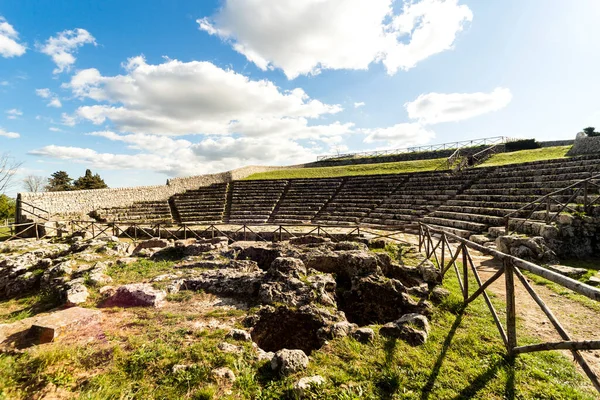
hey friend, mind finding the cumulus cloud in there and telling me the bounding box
[0,17,26,58]
[0,128,20,139]
[198,0,472,79]
[5,108,22,119]
[63,56,345,137]
[35,88,62,108]
[362,122,435,147]
[405,87,512,124]
[31,131,318,176]
[354,102,366,108]
[38,28,96,74]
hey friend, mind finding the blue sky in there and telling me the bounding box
[1,0,599,194]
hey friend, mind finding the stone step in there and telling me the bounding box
[422,216,487,232]
[429,210,505,225]
[421,223,473,238]
[437,205,518,217]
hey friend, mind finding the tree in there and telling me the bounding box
[0,153,22,195]
[0,194,15,220]
[23,175,47,193]
[46,171,73,192]
[583,127,600,137]
[72,169,108,190]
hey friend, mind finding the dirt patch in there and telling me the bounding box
[472,254,600,377]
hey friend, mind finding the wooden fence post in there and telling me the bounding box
[440,232,445,274]
[584,181,589,212]
[462,243,468,301]
[505,258,517,355]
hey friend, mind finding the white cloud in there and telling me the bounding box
[48,97,62,108]
[35,88,62,108]
[0,81,9,86]
[49,127,62,132]
[354,102,366,108]
[6,108,22,119]
[362,122,435,147]
[31,131,318,177]
[382,0,473,74]
[38,28,96,74]
[64,56,345,137]
[35,88,51,98]
[61,112,77,126]
[0,128,20,139]
[0,17,26,58]
[198,0,472,79]
[405,87,512,124]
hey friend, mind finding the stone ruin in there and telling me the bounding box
[0,233,449,371]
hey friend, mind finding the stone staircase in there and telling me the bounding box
[270,178,343,224]
[90,154,600,233]
[363,169,481,235]
[171,183,228,224]
[228,180,288,224]
[315,175,406,225]
[92,200,173,224]
[422,155,600,237]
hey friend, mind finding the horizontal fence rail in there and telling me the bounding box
[0,220,417,247]
[317,136,512,161]
[418,223,600,393]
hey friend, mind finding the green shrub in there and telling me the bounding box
[505,139,541,152]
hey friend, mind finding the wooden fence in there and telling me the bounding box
[418,222,600,393]
[0,220,415,246]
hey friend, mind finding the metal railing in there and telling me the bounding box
[418,223,600,393]
[442,143,501,173]
[317,136,512,161]
[505,173,600,234]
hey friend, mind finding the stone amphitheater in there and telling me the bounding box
[4,144,600,398]
[18,153,599,247]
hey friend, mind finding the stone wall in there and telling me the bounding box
[17,165,288,222]
[539,140,574,148]
[566,135,600,156]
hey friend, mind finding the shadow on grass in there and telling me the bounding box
[448,356,515,400]
[418,304,517,400]
[420,310,464,400]
[1,290,62,323]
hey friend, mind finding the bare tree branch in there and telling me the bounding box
[0,153,23,195]
[23,175,47,193]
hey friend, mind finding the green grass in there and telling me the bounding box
[244,146,572,180]
[0,290,62,323]
[479,146,571,167]
[0,251,596,398]
[105,259,176,285]
[245,157,447,180]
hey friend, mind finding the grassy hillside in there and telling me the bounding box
[245,157,446,180]
[478,145,571,167]
[245,146,573,180]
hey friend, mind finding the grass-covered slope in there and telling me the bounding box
[245,146,572,180]
[478,145,571,167]
[245,158,446,180]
